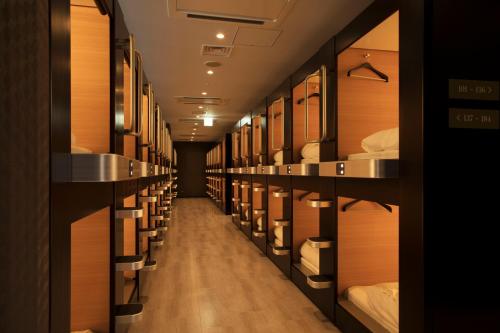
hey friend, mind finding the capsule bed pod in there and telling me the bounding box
[264,79,292,174]
[69,2,114,331]
[285,39,334,176]
[266,176,292,277]
[239,175,253,238]
[252,101,267,167]
[290,177,336,321]
[250,175,268,253]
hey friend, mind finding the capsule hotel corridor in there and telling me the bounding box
[1,0,499,333]
[128,198,338,333]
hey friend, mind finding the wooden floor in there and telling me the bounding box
[127,198,340,333]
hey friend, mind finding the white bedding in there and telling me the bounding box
[256,217,263,231]
[301,142,320,159]
[273,150,283,166]
[300,241,319,269]
[300,256,319,275]
[346,282,399,333]
[274,226,283,241]
[274,238,283,247]
[361,128,398,153]
[347,150,399,160]
[301,157,319,164]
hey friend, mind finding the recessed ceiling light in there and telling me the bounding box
[216,33,225,39]
[207,70,214,75]
[201,92,207,95]
[204,117,214,127]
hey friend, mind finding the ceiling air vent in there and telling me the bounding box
[174,96,224,105]
[187,13,264,25]
[201,44,233,57]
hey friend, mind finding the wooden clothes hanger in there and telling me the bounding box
[347,62,389,82]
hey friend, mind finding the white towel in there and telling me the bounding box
[274,238,283,247]
[361,128,399,153]
[301,256,319,275]
[273,150,283,165]
[301,142,320,159]
[300,241,319,269]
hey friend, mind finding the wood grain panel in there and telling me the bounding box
[124,194,136,256]
[267,100,283,163]
[123,60,136,159]
[141,93,149,162]
[252,116,262,165]
[337,196,399,295]
[70,4,110,153]
[292,190,319,262]
[337,48,399,159]
[71,207,110,332]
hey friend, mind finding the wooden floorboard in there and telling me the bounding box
[127,198,340,333]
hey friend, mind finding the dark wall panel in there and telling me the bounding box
[174,142,214,197]
[0,0,50,332]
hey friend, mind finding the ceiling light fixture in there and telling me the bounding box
[207,70,214,75]
[216,33,225,39]
[201,92,207,95]
[204,117,214,127]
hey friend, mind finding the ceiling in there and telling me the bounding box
[118,0,373,142]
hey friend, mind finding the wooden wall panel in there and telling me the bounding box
[70,4,110,153]
[123,60,136,159]
[337,196,399,295]
[337,48,399,159]
[71,207,110,332]
[252,117,262,165]
[292,190,319,261]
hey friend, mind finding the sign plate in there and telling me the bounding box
[449,108,499,129]
[449,79,499,101]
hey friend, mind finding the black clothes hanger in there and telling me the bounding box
[341,199,392,213]
[347,62,389,82]
[297,92,320,105]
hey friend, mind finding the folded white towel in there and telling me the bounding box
[301,256,319,275]
[274,226,283,241]
[256,217,263,230]
[300,241,319,269]
[301,142,320,159]
[361,128,399,153]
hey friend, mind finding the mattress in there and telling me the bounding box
[71,145,92,154]
[301,142,320,159]
[301,158,319,164]
[345,282,399,333]
[347,150,399,161]
[300,256,319,275]
[274,226,283,241]
[299,241,319,269]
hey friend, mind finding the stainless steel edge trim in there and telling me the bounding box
[239,184,251,189]
[318,159,399,178]
[240,202,251,207]
[151,215,164,221]
[306,237,334,249]
[273,219,290,227]
[115,208,143,219]
[115,256,145,271]
[307,275,334,289]
[150,189,163,195]
[253,209,266,215]
[252,231,266,238]
[253,187,266,192]
[115,304,143,324]
[272,190,289,198]
[141,260,157,271]
[138,228,157,237]
[71,154,138,182]
[240,220,251,226]
[279,163,319,176]
[306,199,334,208]
[139,196,157,203]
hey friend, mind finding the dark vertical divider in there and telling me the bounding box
[0,0,51,332]
[174,142,215,197]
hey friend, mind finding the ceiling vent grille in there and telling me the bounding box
[187,13,265,25]
[201,44,233,57]
[174,96,224,105]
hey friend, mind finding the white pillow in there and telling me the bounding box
[361,128,399,153]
